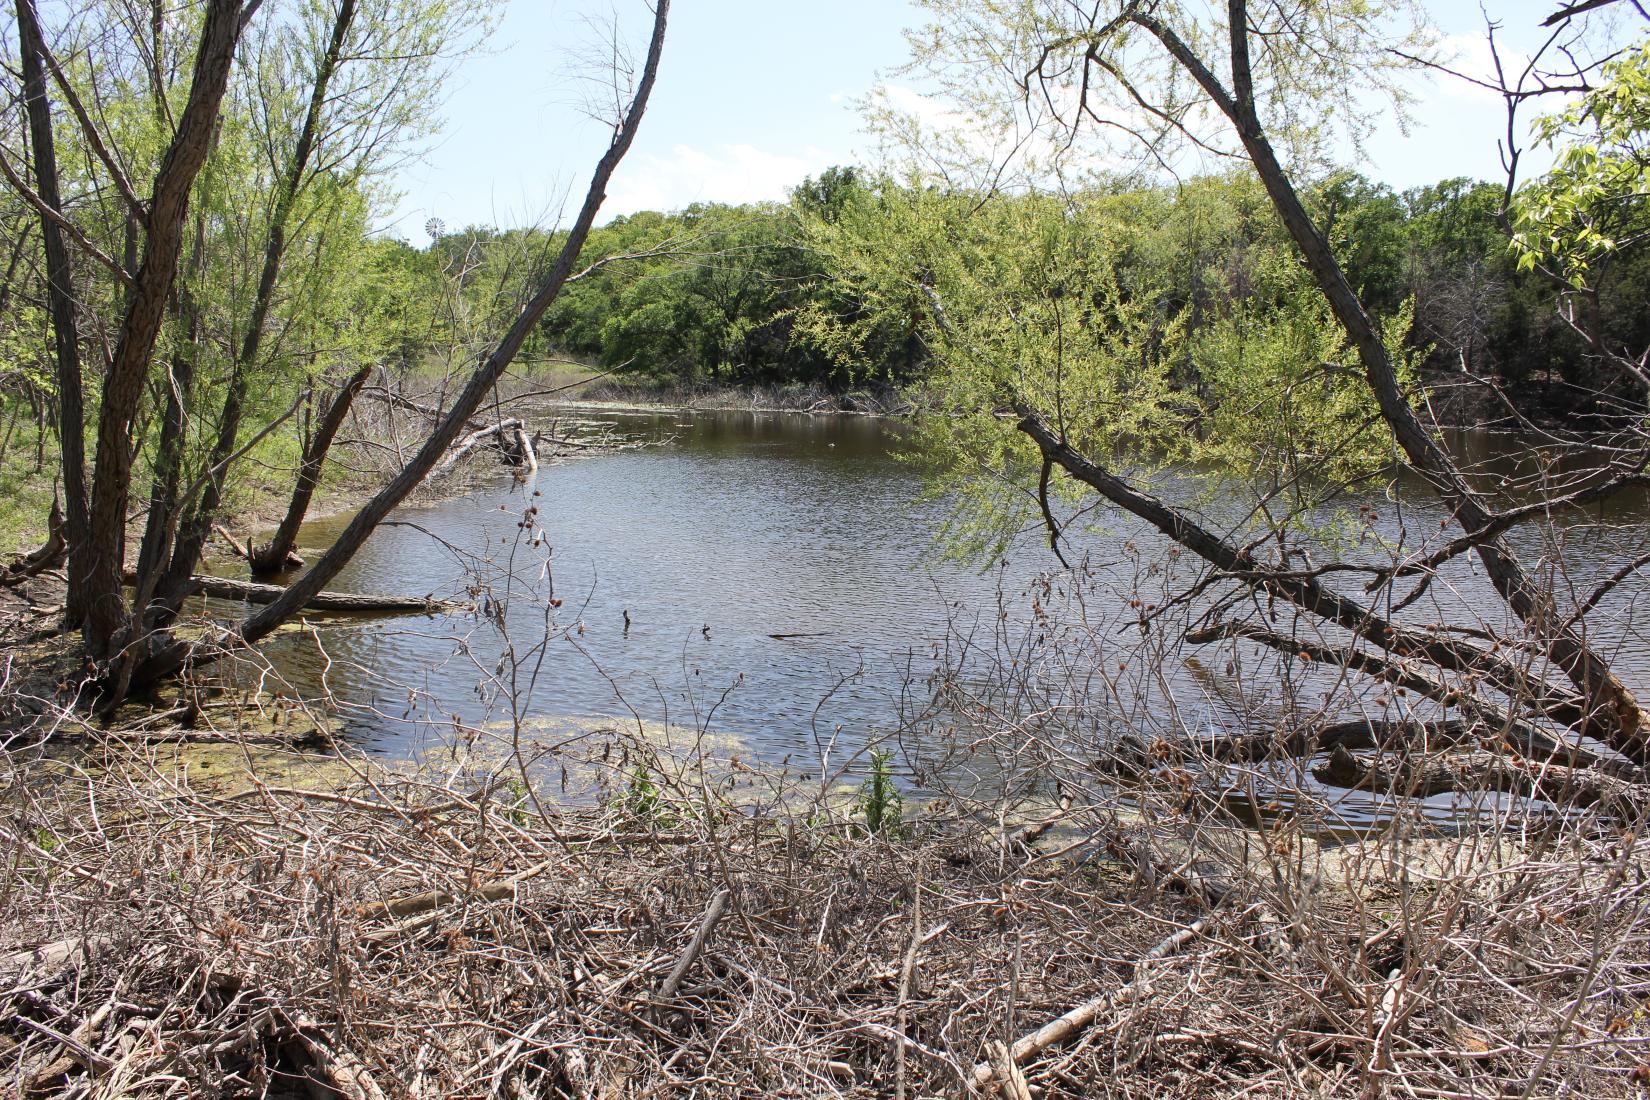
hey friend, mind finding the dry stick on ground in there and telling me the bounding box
[970,912,1220,1091]
[894,873,923,1100]
[654,887,730,1018]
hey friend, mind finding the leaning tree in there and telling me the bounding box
[821,0,1650,813]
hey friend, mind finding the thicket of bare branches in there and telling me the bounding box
[3,621,1649,1100]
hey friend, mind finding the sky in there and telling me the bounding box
[382,0,1594,240]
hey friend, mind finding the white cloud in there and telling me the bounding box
[603,143,835,217]
[1428,33,1510,104]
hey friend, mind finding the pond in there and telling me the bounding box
[251,407,1650,831]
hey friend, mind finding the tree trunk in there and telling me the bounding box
[133,224,204,602]
[250,364,372,574]
[15,0,89,625]
[81,0,249,658]
[157,0,358,615]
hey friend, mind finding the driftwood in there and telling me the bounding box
[284,1017,389,1100]
[1003,790,1074,854]
[210,523,251,560]
[355,880,517,922]
[2,497,66,587]
[427,418,537,482]
[511,424,538,475]
[1127,715,1644,785]
[124,569,458,613]
[0,936,85,989]
[1312,744,1649,820]
[655,888,730,1013]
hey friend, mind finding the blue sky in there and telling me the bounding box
[383,1,1581,239]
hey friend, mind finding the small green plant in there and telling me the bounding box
[853,749,904,836]
[615,763,672,827]
[499,775,534,827]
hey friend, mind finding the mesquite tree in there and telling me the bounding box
[137,0,670,685]
[1,0,499,683]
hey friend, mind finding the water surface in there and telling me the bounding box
[250,409,1650,831]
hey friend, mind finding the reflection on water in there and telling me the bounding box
[261,411,987,763]
[248,410,1650,833]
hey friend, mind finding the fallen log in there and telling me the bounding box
[1,498,66,587]
[1162,716,1642,784]
[427,418,527,482]
[124,570,460,613]
[1312,744,1649,820]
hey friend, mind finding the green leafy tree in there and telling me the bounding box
[1512,36,1650,393]
[849,0,1650,774]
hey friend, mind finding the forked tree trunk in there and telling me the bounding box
[129,0,668,682]
[80,0,249,658]
[250,364,373,574]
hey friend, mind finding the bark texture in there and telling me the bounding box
[82,0,249,656]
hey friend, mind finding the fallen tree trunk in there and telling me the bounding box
[1175,715,1642,783]
[1313,744,1649,820]
[1,497,66,586]
[124,570,458,613]
[426,418,531,482]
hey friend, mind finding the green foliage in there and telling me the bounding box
[1514,39,1650,286]
[852,748,904,836]
[540,197,872,386]
[615,763,673,827]
[801,171,1429,551]
[0,0,501,581]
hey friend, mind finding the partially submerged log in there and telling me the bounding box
[1313,744,1650,820]
[1139,715,1643,785]
[426,417,538,482]
[124,570,459,614]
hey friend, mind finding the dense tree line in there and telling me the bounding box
[396,166,1649,413]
